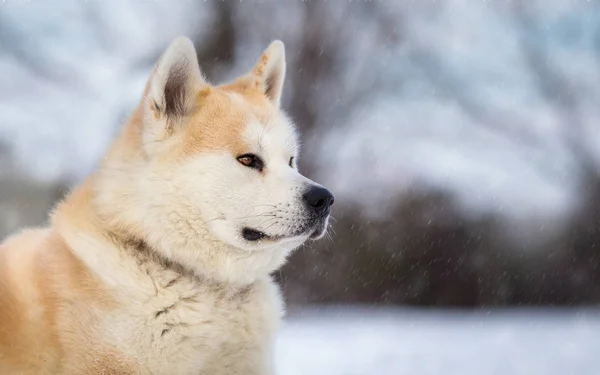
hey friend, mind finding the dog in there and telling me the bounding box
[0,36,334,375]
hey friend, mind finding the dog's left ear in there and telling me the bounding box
[252,40,286,106]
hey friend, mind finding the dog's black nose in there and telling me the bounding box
[303,186,334,213]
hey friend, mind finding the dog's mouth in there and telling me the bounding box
[242,228,269,242]
[241,227,309,243]
[242,228,287,242]
[242,215,330,243]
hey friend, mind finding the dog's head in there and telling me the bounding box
[133,37,333,255]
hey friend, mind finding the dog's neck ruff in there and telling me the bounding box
[106,230,194,280]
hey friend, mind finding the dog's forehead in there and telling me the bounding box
[182,87,296,156]
[243,115,298,158]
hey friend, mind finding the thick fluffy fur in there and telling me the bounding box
[0,37,332,374]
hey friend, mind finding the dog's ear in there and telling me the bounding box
[145,36,206,133]
[251,40,286,106]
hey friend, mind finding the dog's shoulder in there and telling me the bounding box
[0,228,63,373]
[0,227,130,374]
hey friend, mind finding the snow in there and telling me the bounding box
[275,307,600,375]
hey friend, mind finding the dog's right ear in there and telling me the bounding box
[144,36,206,140]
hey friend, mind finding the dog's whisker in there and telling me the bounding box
[261,220,284,233]
[204,211,281,224]
[255,217,281,228]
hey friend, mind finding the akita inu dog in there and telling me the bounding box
[0,36,334,374]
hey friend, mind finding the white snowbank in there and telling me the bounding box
[276,307,600,375]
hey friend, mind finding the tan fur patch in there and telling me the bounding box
[0,230,60,373]
[0,224,122,373]
[253,54,269,78]
[180,81,274,157]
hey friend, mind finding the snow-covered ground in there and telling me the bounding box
[275,307,600,375]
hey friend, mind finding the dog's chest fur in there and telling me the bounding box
[94,250,283,375]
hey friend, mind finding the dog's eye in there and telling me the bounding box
[237,154,264,171]
[289,157,295,168]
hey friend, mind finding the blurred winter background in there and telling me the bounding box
[1,0,600,374]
